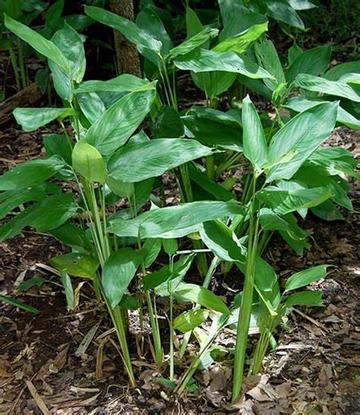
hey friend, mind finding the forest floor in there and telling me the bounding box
[0,120,359,415]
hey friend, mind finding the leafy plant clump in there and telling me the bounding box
[1,1,359,403]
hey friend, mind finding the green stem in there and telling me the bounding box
[130,190,163,366]
[231,178,259,402]
[108,304,136,387]
[179,256,220,358]
[71,98,81,141]
[258,230,273,255]
[250,315,275,375]
[175,317,227,395]
[74,170,134,385]
[161,59,177,110]
[145,290,163,365]
[206,155,215,180]
[169,255,175,380]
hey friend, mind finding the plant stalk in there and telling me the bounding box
[231,178,259,402]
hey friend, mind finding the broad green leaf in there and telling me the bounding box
[106,177,134,198]
[259,208,289,231]
[199,220,244,262]
[60,272,75,311]
[85,88,156,156]
[259,209,310,254]
[280,227,310,255]
[85,5,162,66]
[266,102,338,182]
[311,200,344,221]
[294,74,360,102]
[109,200,245,239]
[4,14,69,72]
[193,71,237,99]
[257,186,332,215]
[308,147,359,179]
[44,0,64,31]
[265,0,305,29]
[0,294,39,314]
[287,0,317,10]
[253,258,279,295]
[102,248,140,308]
[48,59,73,101]
[213,22,268,54]
[220,7,267,38]
[238,76,273,100]
[13,108,72,132]
[285,265,328,291]
[182,107,242,151]
[286,45,331,82]
[162,238,178,255]
[75,74,149,94]
[255,39,286,90]
[50,223,93,254]
[152,106,184,138]
[30,193,78,232]
[143,238,162,268]
[173,309,209,332]
[175,283,229,314]
[0,156,66,191]
[0,205,38,241]
[218,0,248,28]
[0,185,49,220]
[51,253,99,279]
[324,61,360,81]
[294,166,352,211]
[283,96,360,130]
[185,6,233,99]
[186,6,203,39]
[43,134,73,164]
[174,49,273,79]
[108,138,215,183]
[51,23,85,83]
[77,92,106,125]
[348,79,360,96]
[288,43,303,66]
[242,95,268,172]
[168,27,219,60]
[144,254,195,290]
[285,290,323,307]
[188,163,234,201]
[72,141,106,184]
[136,6,172,55]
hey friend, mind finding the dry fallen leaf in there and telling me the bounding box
[36,344,69,381]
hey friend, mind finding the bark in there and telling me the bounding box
[109,0,141,76]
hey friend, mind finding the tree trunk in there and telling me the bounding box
[109,0,141,76]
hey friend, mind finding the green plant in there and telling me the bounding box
[0,0,95,94]
[1,13,241,387]
[1,1,358,404]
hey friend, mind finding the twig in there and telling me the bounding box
[292,307,328,333]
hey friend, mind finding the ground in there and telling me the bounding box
[0,120,359,414]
